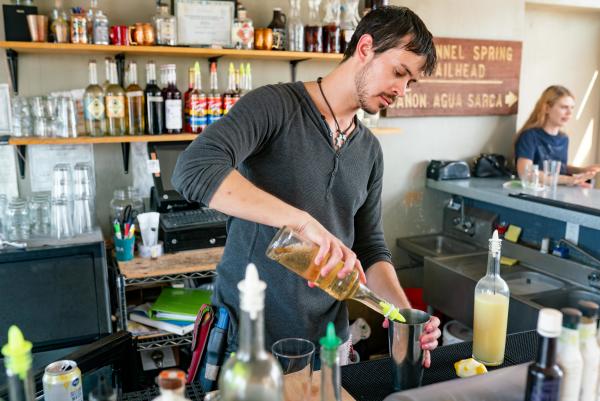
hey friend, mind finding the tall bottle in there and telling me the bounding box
[163,65,182,134]
[245,63,252,92]
[305,0,323,52]
[102,57,111,92]
[231,4,254,50]
[184,67,194,131]
[207,61,222,125]
[576,300,599,401]
[83,59,106,136]
[222,62,240,115]
[525,308,563,401]
[125,61,145,135]
[268,8,287,51]
[322,0,341,54]
[153,2,177,46]
[287,0,304,52]
[340,0,359,53]
[218,264,284,401]
[186,62,207,133]
[557,308,583,401]
[472,230,510,366]
[145,61,164,134]
[266,227,406,322]
[2,326,35,401]
[105,61,127,136]
[320,323,342,401]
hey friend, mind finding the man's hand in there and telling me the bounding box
[570,171,596,187]
[297,217,366,284]
[419,316,441,368]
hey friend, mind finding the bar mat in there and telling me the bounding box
[122,382,206,401]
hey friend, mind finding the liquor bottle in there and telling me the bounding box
[268,8,287,51]
[2,326,36,401]
[322,0,341,54]
[83,59,106,136]
[232,4,254,50]
[186,62,207,133]
[207,61,222,125]
[222,62,239,115]
[49,0,69,43]
[163,64,182,134]
[219,264,284,401]
[153,2,177,46]
[577,300,599,401]
[105,61,127,136]
[92,9,109,45]
[524,308,563,401]
[245,63,252,92]
[557,308,582,401]
[125,61,145,135]
[340,0,359,53]
[184,66,194,131]
[287,0,304,52]
[144,61,164,135]
[86,0,98,43]
[320,323,342,401]
[102,57,111,92]
[305,0,323,52]
[472,230,510,366]
[266,227,406,322]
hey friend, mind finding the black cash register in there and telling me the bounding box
[148,142,228,253]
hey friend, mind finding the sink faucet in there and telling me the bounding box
[450,196,475,236]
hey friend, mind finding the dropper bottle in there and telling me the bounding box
[266,227,406,323]
[2,326,35,401]
[472,230,510,366]
[320,322,342,401]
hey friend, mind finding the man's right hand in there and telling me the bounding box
[570,171,596,187]
[296,217,366,284]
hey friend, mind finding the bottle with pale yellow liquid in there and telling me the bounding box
[266,226,406,323]
[472,230,510,366]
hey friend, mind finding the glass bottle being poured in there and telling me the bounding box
[266,226,406,323]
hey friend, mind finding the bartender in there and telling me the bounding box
[515,85,600,186]
[172,6,440,366]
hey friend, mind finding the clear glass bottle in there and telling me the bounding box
[232,4,254,50]
[163,65,182,134]
[1,326,35,401]
[105,61,127,136]
[222,62,239,115]
[102,57,111,93]
[83,59,106,137]
[287,0,304,52]
[93,9,109,45]
[577,300,599,401]
[186,62,207,133]
[472,230,510,366]
[557,308,583,401]
[145,61,164,134]
[340,0,359,53]
[207,61,222,125]
[219,264,284,401]
[86,0,98,41]
[525,308,563,401]
[305,0,323,52]
[268,8,287,51]
[266,227,406,322]
[322,0,341,54]
[125,62,145,135]
[153,2,177,46]
[49,0,69,43]
[320,323,342,401]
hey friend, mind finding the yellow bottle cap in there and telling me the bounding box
[379,302,406,323]
[1,326,32,380]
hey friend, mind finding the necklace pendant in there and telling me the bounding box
[335,132,346,148]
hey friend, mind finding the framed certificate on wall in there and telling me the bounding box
[175,0,236,47]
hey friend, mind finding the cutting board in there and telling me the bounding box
[284,369,356,401]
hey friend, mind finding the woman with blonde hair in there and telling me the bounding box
[515,85,599,186]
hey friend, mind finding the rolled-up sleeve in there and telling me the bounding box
[352,148,392,271]
[172,86,284,206]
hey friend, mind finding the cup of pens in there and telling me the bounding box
[113,206,136,262]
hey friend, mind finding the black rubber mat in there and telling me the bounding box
[122,382,206,401]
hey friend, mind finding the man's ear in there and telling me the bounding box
[355,34,374,63]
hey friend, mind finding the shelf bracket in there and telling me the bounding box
[16,145,26,179]
[115,53,126,88]
[208,56,222,65]
[289,59,308,82]
[121,142,130,174]
[6,49,19,94]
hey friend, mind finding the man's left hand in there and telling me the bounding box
[419,316,441,368]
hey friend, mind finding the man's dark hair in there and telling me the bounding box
[342,6,437,76]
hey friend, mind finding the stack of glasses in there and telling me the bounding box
[12,95,78,138]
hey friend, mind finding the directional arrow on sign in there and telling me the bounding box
[505,91,518,108]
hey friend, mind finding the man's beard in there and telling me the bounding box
[355,62,379,115]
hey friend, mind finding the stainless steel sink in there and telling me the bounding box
[504,271,565,296]
[529,289,600,309]
[397,234,481,258]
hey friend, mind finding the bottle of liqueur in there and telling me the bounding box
[83,59,106,136]
[102,57,111,92]
[232,4,254,50]
[340,0,359,53]
[322,0,341,54]
[105,60,127,136]
[222,63,240,116]
[287,0,304,52]
[186,62,207,133]
[145,61,164,134]
[207,61,222,125]
[163,64,183,134]
[125,61,145,135]
[184,66,194,131]
[305,0,323,52]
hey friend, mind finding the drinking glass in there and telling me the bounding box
[523,164,540,190]
[0,194,7,238]
[271,338,315,401]
[29,192,51,236]
[543,160,561,192]
[55,95,78,138]
[51,198,73,239]
[51,163,73,201]
[73,198,94,234]
[11,96,32,137]
[5,198,30,241]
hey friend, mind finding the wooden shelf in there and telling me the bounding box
[8,134,198,145]
[0,41,344,61]
[371,127,402,136]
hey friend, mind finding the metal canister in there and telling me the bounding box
[43,360,84,401]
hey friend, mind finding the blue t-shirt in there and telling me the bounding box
[515,127,569,174]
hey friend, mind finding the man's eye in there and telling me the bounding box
[407,79,417,88]
[395,70,405,78]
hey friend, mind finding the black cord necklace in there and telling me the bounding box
[317,77,355,149]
